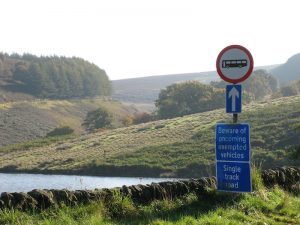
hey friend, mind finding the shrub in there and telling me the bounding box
[46,126,74,137]
[251,165,266,199]
[155,124,165,129]
[137,125,152,132]
[133,112,154,124]
[105,190,137,219]
[122,115,134,126]
[83,107,113,132]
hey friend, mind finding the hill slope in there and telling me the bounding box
[112,65,279,105]
[271,53,300,85]
[0,95,299,177]
[112,72,218,104]
[0,99,139,147]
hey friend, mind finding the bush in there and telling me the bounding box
[251,165,265,193]
[137,125,152,132]
[280,80,300,97]
[83,107,113,132]
[105,191,137,219]
[155,124,165,129]
[122,113,154,126]
[122,115,134,126]
[46,126,74,137]
[133,112,154,124]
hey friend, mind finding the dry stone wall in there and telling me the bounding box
[261,166,300,193]
[0,167,299,211]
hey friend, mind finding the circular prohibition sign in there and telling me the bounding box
[216,45,254,84]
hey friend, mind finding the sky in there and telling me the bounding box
[0,0,300,80]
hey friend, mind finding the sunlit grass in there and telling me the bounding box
[0,185,299,225]
[0,95,299,177]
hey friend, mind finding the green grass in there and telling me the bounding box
[0,135,75,154]
[0,95,299,177]
[0,186,299,224]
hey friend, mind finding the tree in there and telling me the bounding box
[13,61,29,84]
[6,53,112,99]
[27,63,45,95]
[279,80,300,97]
[211,69,278,101]
[288,124,300,161]
[155,81,223,119]
[83,107,113,132]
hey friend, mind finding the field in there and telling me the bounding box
[0,95,299,177]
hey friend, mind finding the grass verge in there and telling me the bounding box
[0,186,299,224]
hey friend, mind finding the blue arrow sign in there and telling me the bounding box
[226,85,242,113]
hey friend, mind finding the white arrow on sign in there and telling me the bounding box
[229,87,239,112]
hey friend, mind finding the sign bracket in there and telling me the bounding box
[233,113,238,124]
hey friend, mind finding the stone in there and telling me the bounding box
[0,200,4,209]
[51,189,77,206]
[0,192,13,208]
[74,190,92,204]
[10,192,38,210]
[121,185,132,197]
[151,183,167,200]
[129,185,143,202]
[28,189,56,209]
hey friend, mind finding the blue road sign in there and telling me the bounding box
[216,123,250,162]
[226,85,242,113]
[216,123,252,193]
[216,161,252,192]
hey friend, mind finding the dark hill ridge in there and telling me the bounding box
[112,65,278,104]
[271,53,300,86]
[112,71,218,104]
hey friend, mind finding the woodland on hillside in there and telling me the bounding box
[0,53,111,99]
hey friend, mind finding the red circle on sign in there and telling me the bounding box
[216,45,254,84]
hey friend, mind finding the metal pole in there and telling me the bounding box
[233,113,238,124]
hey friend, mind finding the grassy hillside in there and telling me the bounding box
[0,95,299,177]
[0,98,139,147]
[0,88,35,103]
